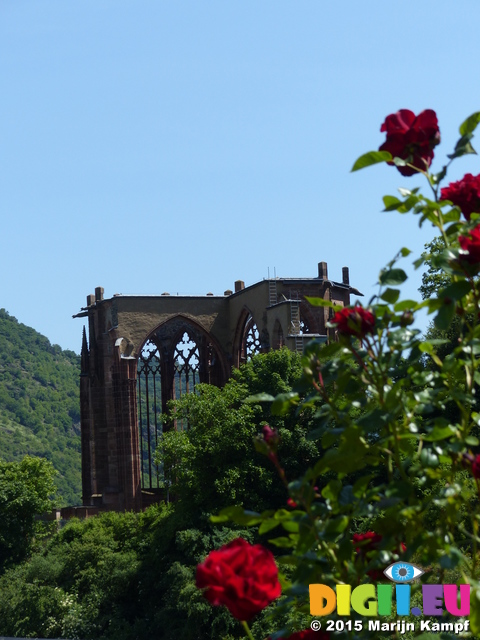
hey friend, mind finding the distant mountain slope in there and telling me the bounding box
[0,309,81,505]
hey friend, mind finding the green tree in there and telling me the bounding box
[419,236,450,300]
[420,236,477,362]
[159,348,319,515]
[0,456,57,573]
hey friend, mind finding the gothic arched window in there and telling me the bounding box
[299,315,311,335]
[173,331,200,430]
[137,340,162,490]
[241,314,261,361]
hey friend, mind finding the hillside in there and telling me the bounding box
[0,309,81,505]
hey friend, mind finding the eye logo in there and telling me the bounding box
[383,562,424,583]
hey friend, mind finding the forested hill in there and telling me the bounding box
[0,309,81,505]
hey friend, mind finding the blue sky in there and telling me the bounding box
[1,1,480,352]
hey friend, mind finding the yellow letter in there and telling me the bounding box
[336,584,351,616]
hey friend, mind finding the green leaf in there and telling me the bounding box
[399,247,412,257]
[379,268,408,286]
[259,519,281,535]
[423,425,456,441]
[432,166,448,185]
[324,515,349,534]
[459,111,480,136]
[383,195,402,211]
[394,299,419,312]
[244,393,274,403]
[442,209,461,224]
[434,300,455,330]
[271,392,298,416]
[351,150,392,172]
[268,536,295,548]
[352,474,371,497]
[321,479,342,502]
[413,255,426,269]
[282,520,300,533]
[210,506,262,525]
[305,296,342,309]
[380,288,400,304]
[439,280,472,301]
[447,133,477,160]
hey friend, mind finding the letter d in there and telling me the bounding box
[309,584,336,616]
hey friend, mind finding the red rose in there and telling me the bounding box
[269,630,330,640]
[379,109,440,177]
[196,538,281,620]
[441,173,480,221]
[332,305,375,339]
[472,454,480,479]
[353,531,383,554]
[459,225,480,266]
[353,532,405,579]
[353,531,406,554]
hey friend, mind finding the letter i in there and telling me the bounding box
[395,584,411,616]
[336,584,351,615]
[377,584,393,616]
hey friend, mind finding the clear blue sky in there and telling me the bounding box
[1,1,479,353]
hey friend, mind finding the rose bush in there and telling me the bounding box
[200,110,480,639]
[441,172,480,220]
[196,537,281,622]
[379,108,440,176]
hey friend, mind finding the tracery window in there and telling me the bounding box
[241,314,261,360]
[173,331,201,430]
[137,340,162,490]
[299,315,311,335]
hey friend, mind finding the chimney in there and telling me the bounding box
[95,286,104,302]
[86,294,95,306]
[235,280,245,292]
[224,289,233,296]
[318,261,328,280]
[342,267,350,285]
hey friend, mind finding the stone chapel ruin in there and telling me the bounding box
[75,262,361,512]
